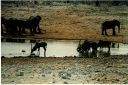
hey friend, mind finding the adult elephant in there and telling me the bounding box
[28,15,42,34]
[77,40,98,57]
[77,40,98,53]
[14,16,42,35]
[98,40,111,52]
[101,20,120,36]
[5,18,18,34]
[31,41,47,57]
[16,19,29,35]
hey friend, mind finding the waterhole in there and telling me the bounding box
[1,38,128,57]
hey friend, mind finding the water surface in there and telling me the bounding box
[1,39,128,57]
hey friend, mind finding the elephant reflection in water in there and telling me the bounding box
[77,40,111,57]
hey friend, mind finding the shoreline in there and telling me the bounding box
[1,35,128,43]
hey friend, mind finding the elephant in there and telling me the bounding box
[5,18,19,34]
[77,40,98,56]
[3,15,42,35]
[4,18,27,35]
[98,40,111,52]
[31,41,47,57]
[16,19,29,34]
[101,20,120,36]
[27,15,42,34]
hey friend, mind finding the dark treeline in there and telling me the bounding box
[1,0,128,6]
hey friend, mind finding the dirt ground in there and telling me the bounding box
[1,55,128,84]
[1,4,128,43]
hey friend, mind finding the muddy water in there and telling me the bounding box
[1,39,128,57]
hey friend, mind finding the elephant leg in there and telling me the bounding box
[10,27,14,34]
[113,28,116,35]
[108,46,110,52]
[101,28,104,35]
[105,29,108,35]
[92,48,97,57]
[37,48,40,56]
[44,47,46,57]
[14,26,18,33]
[44,50,46,57]
[21,27,25,33]
[5,25,8,33]
[86,51,89,57]
[18,26,22,35]
[33,26,37,33]
[30,27,34,35]
[92,50,95,57]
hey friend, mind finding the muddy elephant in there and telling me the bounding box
[98,40,111,52]
[101,20,120,36]
[27,15,42,34]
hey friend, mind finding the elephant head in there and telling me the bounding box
[113,20,120,33]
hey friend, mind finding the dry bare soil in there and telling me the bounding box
[1,4,128,43]
[1,56,128,84]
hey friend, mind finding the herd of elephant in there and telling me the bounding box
[77,19,120,56]
[30,40,112,57]
[1,15,120,36]
[77,40,111,55]
[1,15,121,57]
[1,15,42,35]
